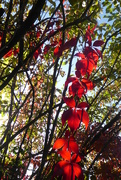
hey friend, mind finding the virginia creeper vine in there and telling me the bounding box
[52,25,104,180]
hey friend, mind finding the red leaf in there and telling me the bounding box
[65,77,77,87]
[54,46,59,56]
[69,80,82,97]
[88,24,97,35]
[63,38,77,50]
[76,59,95,75]
[54,46,62,57]
[77,102,89,109]
[85,31,92,46]
[75,53,86,59]
[63,163,74,180]
[78,109,89,129]
[53,161,72,180]
[77,86,85,98]
[93,40,104,47]
[62,109,72,126]
[83,47,99,63]
[67,78,87,98]
[76,60,88,77]
[58,150,71,161]
[68,109,81,131]
[63,136,79,154]
[75,70,82,78]
[36,31,40,38]
[53,139,66,150]
[33,50,39,59]
[73,163,84,180]
[94,48,103,59]
[52,157,83,180]
[59,39,62,45]
[68,141,79,154]
[54,38,77,57]
[63,96,76,108]
[71,154,81,163]
[52,161,65,179]
[53,134,79,154]
[76,59,87,71]
[81,79,94,90]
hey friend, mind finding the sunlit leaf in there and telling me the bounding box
[58,150,71,161]
[52,151,83,180]
[63,96,76,108]
[75,53,86,59]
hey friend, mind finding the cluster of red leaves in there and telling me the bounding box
[52,26,104,180]
[53,151,83,180]
[54,37,77,57]
[75,27,103,78]
[94,159,121,180]
[76,122,121,179]
[28,19,62,60]
[93,131,121,162]
[52,131,83,180]
[62,99,89,131]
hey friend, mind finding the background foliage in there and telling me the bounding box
[0,0,120,179]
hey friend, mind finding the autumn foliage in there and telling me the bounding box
[52,26,104,180]
[0,1,121,180]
